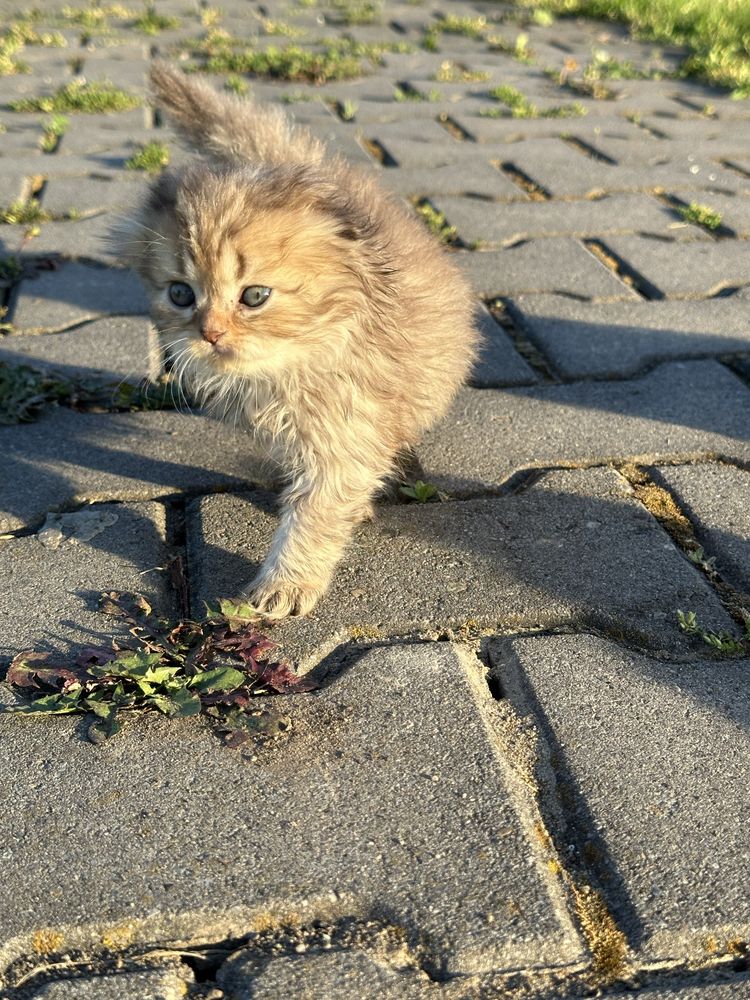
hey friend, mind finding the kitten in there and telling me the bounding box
[117,62,480,619]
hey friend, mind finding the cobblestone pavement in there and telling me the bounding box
[1,1,749,997]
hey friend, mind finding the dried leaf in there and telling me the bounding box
[7,651,85,690]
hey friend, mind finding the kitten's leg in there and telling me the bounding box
[243,460,385,619]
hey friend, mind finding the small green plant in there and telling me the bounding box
[224,74,248,94]
[40,113,69,152]
[677,609,750,655]
[338,98,357,120]
[399,479,442,503]
[433,60,490,83]
[413,200,458,245]
[678,201,723,230]
[0,255,21,284]
[532,8,554,25]
[11,79,141,113]
[59,3,132,31]
[0,198,51,226]
[584,49,645,81]
[433,13,487,38]
[4,592,315,746]
[488,31,533,62]
[279,89,313,102]
[201,6,223,27]
[125,140,170,174]
[484,84,585,118]
[326,0,382,25]
[132,3,179,33]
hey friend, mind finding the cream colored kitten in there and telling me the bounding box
[117,62,479,619]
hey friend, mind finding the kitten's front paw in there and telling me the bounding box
[242,575,325,620]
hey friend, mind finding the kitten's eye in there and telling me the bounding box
[240,285,272,308]
[168,281,196,308]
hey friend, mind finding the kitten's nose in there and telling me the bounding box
[201,326,226,345]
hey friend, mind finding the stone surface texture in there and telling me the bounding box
[1,1,749,997]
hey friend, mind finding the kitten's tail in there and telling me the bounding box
[149,61,326,167]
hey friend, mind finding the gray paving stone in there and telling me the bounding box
[492,634,750,961]
[27,963,192,999]
[418,361,750,493]
[0,315,158,381]
[606,976,750,999]
[11,261,149,333]
[455,239,637,298]
[471,305,537,386]
[41,174,145,217]
[449,112,635,144]
[434,192,684,246]
[0,501,174,659]
[188,468,732,666]
[218,948,438,1000]
[507,295,750,377]
[0,408,262,533]
[602,235,750,298]
[497,137,742,197]
[0,644,583,976]
[379,159,523,199]
[652,463,750,595]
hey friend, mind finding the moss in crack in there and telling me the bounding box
[573,884,628,984]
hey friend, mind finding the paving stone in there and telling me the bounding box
[41,174,145,217]
[0,315,158,381]
[449,112,635,144]
[11,261,150,333]
[0,644,583,976]
[471,305,537,386]
[0,216,122,266]
[418,361,750,493]
[379,159,523,199]
[188,468,733,666]
[218,948,438,1000]
[507,295,750,377]
[606,977,750,999]
[652,464,750,595]
[455,239,637,298]
[601,235,750,298]
[0,501,174,659]
[434,192,683,246]
[492,633,750,961]
[27,964,192,999]
[497,136,742,197]
[0,408,263,533]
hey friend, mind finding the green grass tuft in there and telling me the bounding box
[513,0,750,97]
[10,79,141,113]
[1,198,51,226]
[678,201,723,230]
[132,4,179,34]
[484,83,585,118]
[125,140,170,174]
[413,200,458,245]
[40,113,69,152]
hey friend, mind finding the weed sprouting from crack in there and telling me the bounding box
[125,139,170,174]
[678,200,723,231]
[132,4,180,34]
[399,479,446,503]
[483,83,585,118]
[11,80,141,113]
[0,363,179,425]
[677,609,750,655]
[412,198,459,245]
[3,592,315,746]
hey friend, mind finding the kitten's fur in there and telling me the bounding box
[118,62,479,618]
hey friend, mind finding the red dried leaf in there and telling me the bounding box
[7,652,85,690]
[254,660,317,694]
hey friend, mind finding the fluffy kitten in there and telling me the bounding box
[117,62,479,619]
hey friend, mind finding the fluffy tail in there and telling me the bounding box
[149,61,325,167]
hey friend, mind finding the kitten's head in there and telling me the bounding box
[118,162,376,397]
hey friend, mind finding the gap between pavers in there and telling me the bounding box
[417,361,750,495]
[0,644,584,980]
[490,633,750,964]
[650,463,750,596]
[187,467,732,670]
